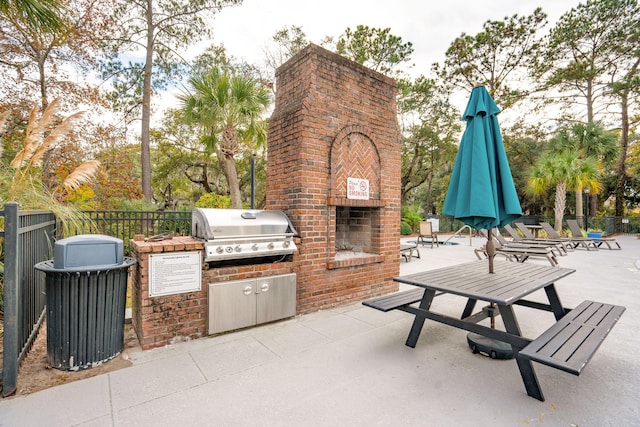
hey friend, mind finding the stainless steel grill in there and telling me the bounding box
[191,208,298,262]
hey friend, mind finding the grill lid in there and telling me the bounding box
[191,208,297,241]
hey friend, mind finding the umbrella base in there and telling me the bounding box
[467,333,514,359]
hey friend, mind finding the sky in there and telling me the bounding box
[205,0,583,77]
[155,0,585,125]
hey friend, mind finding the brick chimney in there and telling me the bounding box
[266,44,402,314]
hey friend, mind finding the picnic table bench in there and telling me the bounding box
[400,243,420,262]
[362,261,625,401]
[519,300,625,375]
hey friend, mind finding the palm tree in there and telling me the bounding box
[179,68,270,208]
[547,122,618,217]
[528,150,602,232]
[0,0,67,33]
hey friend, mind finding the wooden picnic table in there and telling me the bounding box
[363,260,625,401]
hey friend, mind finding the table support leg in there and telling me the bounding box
[405,289,436,348]
[544,284,566,320]
[461,298,477,319]
[498,304,545,401]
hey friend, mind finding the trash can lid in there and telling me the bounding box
[53,234,124,269]
[35,256,136,273]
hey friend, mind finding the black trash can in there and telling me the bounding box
[34,235,136,371]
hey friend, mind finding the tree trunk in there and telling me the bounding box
[37,54,56,190]
[575,187,583,221]
[220,125,242,208]
[615,88,631,217]
[140,0,154,203]
[586,80,594,123]
[554,182,567,232]
[225,154,242,208]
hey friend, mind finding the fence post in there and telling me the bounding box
[2,202,19,396]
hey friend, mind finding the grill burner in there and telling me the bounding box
[191,208,298,262]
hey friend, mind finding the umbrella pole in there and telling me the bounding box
[486,230,496,328]
[486,231,495,274]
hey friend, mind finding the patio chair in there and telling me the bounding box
[512,222,575,252]
[492,228,567,256]
[503,223,524,240]
[566,219,621,250]
[538,221,599,251]
[504,223,573,254]
[474,229,559,266]
[400,239,420,262]
[417,221,439,248]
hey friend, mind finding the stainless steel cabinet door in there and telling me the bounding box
[256,273,296,324]
[208,278,257,334]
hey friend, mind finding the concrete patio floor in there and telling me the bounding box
[1,234,638,426]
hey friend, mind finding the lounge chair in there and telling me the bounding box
[506,223,573,253]
[515,222,585,252]
[417,221,439,248]
[491,228,567,256]
[400,239,420,262]
[566,219,621,250]
[538,222,599,251]
[503,223,524,240]
[474,229,559,266]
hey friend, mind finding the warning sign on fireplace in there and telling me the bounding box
[347,177,369,200]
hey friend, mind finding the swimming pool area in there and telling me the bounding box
[405,240,460,246]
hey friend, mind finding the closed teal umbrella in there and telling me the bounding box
[443,86,522,272]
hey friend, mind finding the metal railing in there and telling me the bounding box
[1,202,57,396]
[434,214,640,236]
[65,210,192,255]
[0,207,190,395]
[515,215,640,236]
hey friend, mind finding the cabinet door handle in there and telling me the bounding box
[260,283,269,293]
[243,286,253,295]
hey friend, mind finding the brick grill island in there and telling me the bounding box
[266,43,402,314]
[131,237,296,350]
[130,44,401,349]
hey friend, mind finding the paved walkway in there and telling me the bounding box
[1,234,639,426]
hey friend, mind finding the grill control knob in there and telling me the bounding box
[252,244,259,251]
[225,246,233,253]
[267,242,275,250]
[234,245,241,252]
[216,246,224,254]
[283,240,290,248]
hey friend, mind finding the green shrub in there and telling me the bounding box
[400,221,412,235]
[108,197,158,211]
[195,193,232,208]
[401,204,423,233]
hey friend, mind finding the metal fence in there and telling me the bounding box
[513,215,640,236]
[1,202,57,396]
[432,214,640,236]
[0,207,190,395]
[65,210,192,255]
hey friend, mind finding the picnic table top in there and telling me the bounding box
[394,260,575,305]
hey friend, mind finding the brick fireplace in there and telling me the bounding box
[266,44,402,314]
